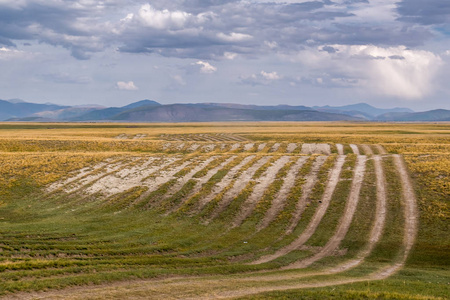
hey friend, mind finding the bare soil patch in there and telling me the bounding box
[301,143,331,155]
[361,144,373,155]
[286,156,328,234]
[336,144,344,155]
[252,155,346,265]
[286,143,298,153]
[257,143,267,152]
[350,144,360,155]
[285,155,367,269]
[232,156,292,227]
[195,156,255,212]
[207,156,271,222]
[258,156,309,230]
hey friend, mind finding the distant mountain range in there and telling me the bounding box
[2,98,449,122]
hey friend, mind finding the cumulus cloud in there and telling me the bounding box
[135,4,193,30]
[260,71,280,80]
[0,47,29,59]
[195,61,217,73]
[240,71,282,86]
[116,81,138,90]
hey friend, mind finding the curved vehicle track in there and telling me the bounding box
[11,144,419,300]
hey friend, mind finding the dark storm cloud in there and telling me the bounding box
[396,0,450,25]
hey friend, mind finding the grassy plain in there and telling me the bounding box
[0,122,448,299]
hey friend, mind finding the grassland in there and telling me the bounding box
[0,122,448,299]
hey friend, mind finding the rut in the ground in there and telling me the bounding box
[155,156,218,205]
[133,158,197,207]
[11,153,420,300]
[373,154,418,278]
[251,155,346,265]
[270,143,281,152]
[257,156,309,231]
[61,159,131,194]
[375,144,387,154]
[206,156,271,223]
[336,144,344,155]
[361,144,373,155]
[193,155,255,214]
[350,144,360,155]
[286,155,328,234]
[231,156,292,227]
[47,160,111,192]
[328,155,387,273]
[284,155,367,269]
[287,143,298,153]
[84,157,163,197]
[257,143,267,152]
[166,156,237,214]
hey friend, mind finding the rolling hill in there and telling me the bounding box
[3,98,449,122]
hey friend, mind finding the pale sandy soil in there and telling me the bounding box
[231,156,292,227]
[258,156,309,230]
[207,156,271,222]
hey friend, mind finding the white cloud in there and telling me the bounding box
[116,81,138,90]
[261,71,280,80]
[0,47,30,60]
[224,52,238,60]
[291,45,442,99]
[136,4,194,30]
[195,61,217,73]
[240,70,282,85]
[172,75,186,86]
[217,32,253,42]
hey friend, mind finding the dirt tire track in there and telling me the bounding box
[284,155,367,269]
[135,158,196,207]
[63,158,141,195]
[12,155,419,300]
[251,155,346,265]
[301,143,331,155]
[286,143,298,153]
[327,155,387,273]
[285,155,328,235]
[257,143,267,152]
[270,143,280,152]
[350,144,360,155]
[258,156,309,231]
[335,144,344,155]
[361,144,374,155]
[243,143,255,151]
[231,156,292,227]
[194,155,255,213]
[374,154,418,277]
[206,156,271,223]
[85,157,160,196]
[46,160,111,193]
[166,156,237,214]
[230,143,241,151]
[375,144,387,154]
[156,156,218,204]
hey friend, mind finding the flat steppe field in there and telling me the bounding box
[0,122,448,299]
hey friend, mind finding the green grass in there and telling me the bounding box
[0,123,448,298]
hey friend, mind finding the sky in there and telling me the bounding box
[0,0,449,111]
